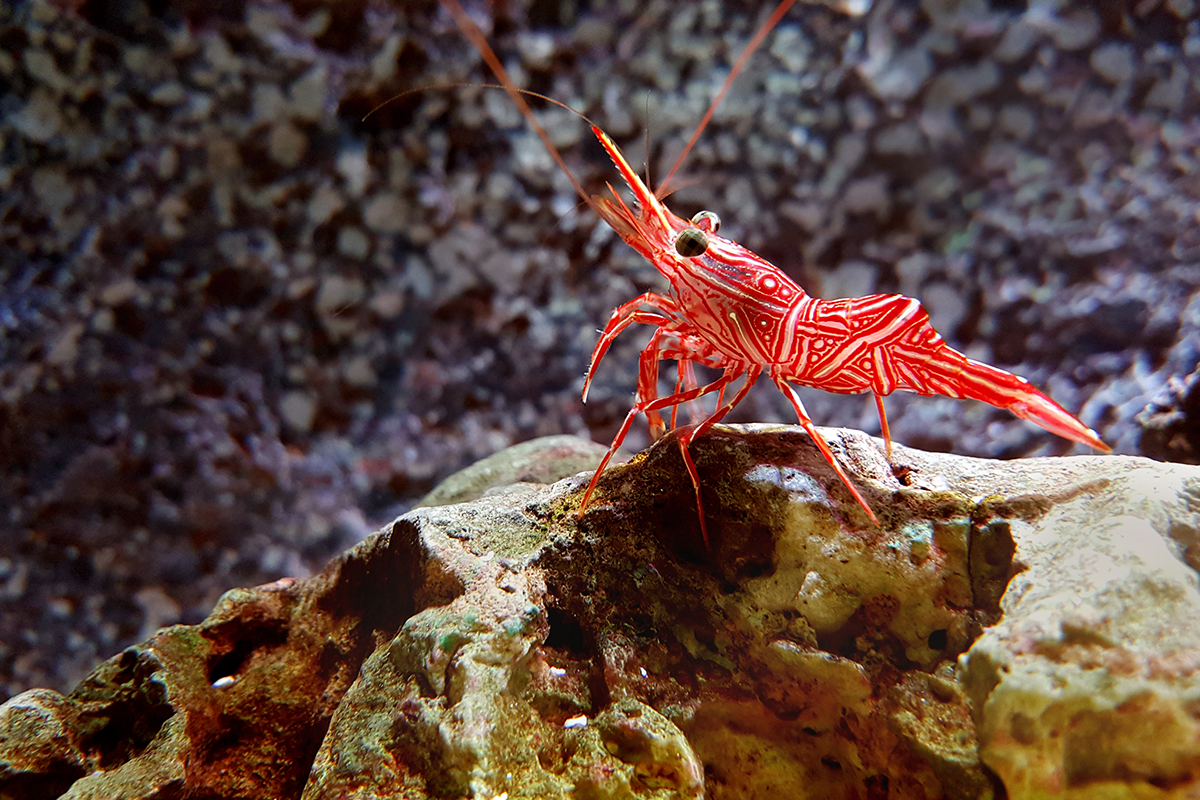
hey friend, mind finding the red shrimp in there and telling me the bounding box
[440,0,1110,543]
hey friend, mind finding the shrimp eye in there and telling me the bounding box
[691,210,720,233]
[675,227,709,257]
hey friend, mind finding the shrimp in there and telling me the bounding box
[439,0,1109,543]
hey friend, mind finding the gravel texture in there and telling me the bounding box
[1,0,1197,698]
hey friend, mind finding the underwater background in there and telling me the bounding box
[1,0,1197,698]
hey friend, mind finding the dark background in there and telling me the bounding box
[1,0,1197,698]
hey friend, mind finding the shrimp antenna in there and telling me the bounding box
[364,82,600,229]
[657,0,799,199]
[439,0,603,218]
[643,94,652,190]
[364,85,599,131]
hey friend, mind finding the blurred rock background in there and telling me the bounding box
[0,0,1196,698]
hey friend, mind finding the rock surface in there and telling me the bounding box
[416,434,614,509]
[1138,365,1200,465]
[2,428,1198,799]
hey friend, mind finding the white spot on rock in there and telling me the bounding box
[336,227,370,260]
[268,123,308,168]
[280,390,318,433]
[363,192,408,234]
[1090,43,1135,85]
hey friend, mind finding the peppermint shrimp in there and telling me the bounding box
[440,0,1109,542]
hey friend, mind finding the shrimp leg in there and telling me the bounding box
[875,393,892,459]
[772,374,880,527]
[580,360,745,521]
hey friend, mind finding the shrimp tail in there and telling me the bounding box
[827,294,1109,453]
[929,352,1110,452]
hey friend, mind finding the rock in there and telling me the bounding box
[280,390,318,434]
[289,64,329,122]
[335,226,370,259]
[417,433,615,508]
[1044,9,1101,52]
[10,88,63,143]
[1136,365,1200,464]
[362,192,409,235]
[924,62,1001,108]
[962,510,1200,796]
[1145,64,1189,112]
[267,122,308,169]
[860,46,933,102]
[1090,43,1136,86]
[306,183,346,226]
[0,689,85,797]
[2,428,1198,798]
[895,441,1200,797]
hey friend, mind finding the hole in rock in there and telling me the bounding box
[865,773,890,798]
[206,620,288,683]
[76,649,175,769]
[544,606,588,655]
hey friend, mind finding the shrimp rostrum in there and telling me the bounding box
[440,0,1109,544]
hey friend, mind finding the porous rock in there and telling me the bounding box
[1137,365,1200,465]
[2,427,1198,799]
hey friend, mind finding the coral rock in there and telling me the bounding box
[2,427,1198,799]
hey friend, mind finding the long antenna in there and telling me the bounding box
[657,0,799,199]
[643,94,652,190]
[365,84,598,129]
[440,0,601,217]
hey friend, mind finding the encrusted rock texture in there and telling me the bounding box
[2,0,1198,703]
[3,427,1199,799]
